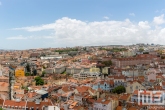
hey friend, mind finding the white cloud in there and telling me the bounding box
[6,35,54,40]
[153,14,165,25]
[103,16,109,20]
[13,23,56,32]
[6,35,27,40]
[138,21,150,29]
[11,15,165,46]
[129,13,135,17]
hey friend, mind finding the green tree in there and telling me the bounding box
[33,69,37,76]
[161,56,165,59]
[139,48,144,52]
[143,52,149,54]
[35,76,44,85]
[26,63,31,72]
[25,72,30,76]
[112,86,126,94]
[102,60,112,66]
[41,71,46,77]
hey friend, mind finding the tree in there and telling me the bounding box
[139,48,144,52]
[35,76,44,85]
[102,60,112,66]
[143,52,149,54]
[41,71,46,77]
[161,56,165,59]
[25,72,30,76]
[26,63,31,72]
[112,86,126,94]
[33,69,37,76]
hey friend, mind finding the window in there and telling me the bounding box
[98,84,100,88]
[136,86,138,89]
[130,86,132,89]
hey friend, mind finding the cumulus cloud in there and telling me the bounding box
[103,16,109,20]
[129,13,135,17]
[138,21,150,29]
[153,14,165,25]
[11,16,165,46]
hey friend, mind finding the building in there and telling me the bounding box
[144,72,156,82]
[131,90,164,105]
[54,65,65,74]
[115,54,159,68]
[73,71,100,80]
[126,81,145,93]
[92,80,114,92]
[93,98,111,110]
[90,67,100,73]
[15,67,25,77]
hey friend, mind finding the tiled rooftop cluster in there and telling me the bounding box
[0,44,165,110]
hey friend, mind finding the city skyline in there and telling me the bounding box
[0,0,165,49]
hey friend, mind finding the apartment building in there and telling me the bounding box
[115,54,159,68]
[73,71,100,80]
[131,90,164,105]
[54,65,65,74]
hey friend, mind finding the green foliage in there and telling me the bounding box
[0,107,3,110]
[35,76,44,85]
[55,48,78,54]
[61,70,66,74]
[33,69,37,76]
[25,72,30,76]
[102,60,112,66]
[26,63,31,72]
[83,47,86,51]
[112,86,126,94]
[43,66,46,69]
[22,86,29,91]
[143,52,149,54]
[100,48,128,52]
[68,51,78,57]
[41,71,46,77]
[139,48,144,52]
[157,50,163,55]
[161,56,165,59]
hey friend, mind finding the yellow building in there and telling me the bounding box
[90,67,100,72]
[15,67,25,77]
[102,67,109,74]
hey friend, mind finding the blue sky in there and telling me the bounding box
[0,0,165,49]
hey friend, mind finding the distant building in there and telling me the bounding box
[73,71,100,80]
[15,67,25,77]
[115,54,160,68]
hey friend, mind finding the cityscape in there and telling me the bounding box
[0,44,165,110]
[1,0,165,110]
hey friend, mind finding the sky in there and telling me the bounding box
[0,0,165,50]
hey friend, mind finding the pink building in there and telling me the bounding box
[145,72,156,81]
[115,54,160,68]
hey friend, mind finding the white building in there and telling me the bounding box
[54,65,66,74]
[73,71,100,80]
[131,90,164,105]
